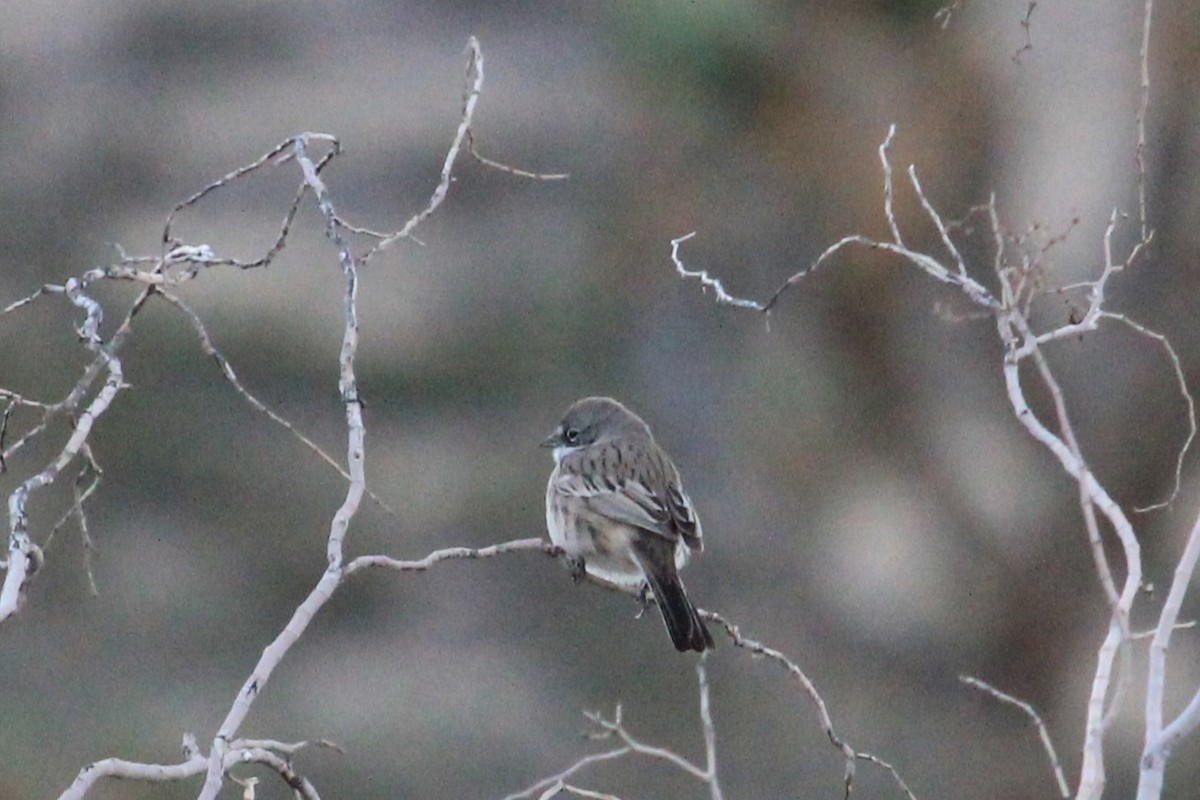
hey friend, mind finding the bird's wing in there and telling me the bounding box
[550,470,676,540]
[664,482,703,551]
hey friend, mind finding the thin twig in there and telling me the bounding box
[154,289,395,515]
[230,748,322,800]
[960,675,1070,797]
[705,611,917,800]
[196,130,366,800]
[881,124,904,246]
[697,656,724,800]
[503,750,632,800]
[2,279,125,622]
[1014,2,1037,61]
[538,783,623,800]
[933,1,967,29]
[1103,313,1195,512]
[585,705,708,780]
[466,130,570,180]
[1132,620,1195,640]
[363,37,486,262]
[668,233,766,311]
[1,285,50,315]
[1136,0,1154,241]
[72,444,102,596]
[504,740,633,796]
[908,164,966,275]
[346,537,553,577]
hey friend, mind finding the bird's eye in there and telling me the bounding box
[564,427,581,445]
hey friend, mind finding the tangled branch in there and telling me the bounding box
[668,109,1194,799]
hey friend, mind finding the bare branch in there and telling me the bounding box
[667,232,766,311]
[538,782,624,800]
[1102,313,1195,513]
[551,662,725,800]
[705,611,917,800]
[45,443,103,596]
[3,132,352,623]
[59,752,208,800]
[933,1,967,29]
[467,130,570,180]
[1132,620,1195,640]
[1013,2,1038,61]
[2,285,53,315]
[1140,512,1200,797]
[154,289,396,515]
[666,122,1189,798]
[363,37,486,261]
[584,705,708,780]
[881,124,903,245]
[697,656,724,800]
[161,135,340,271]
[1033,211,1152,347]
[196,130,367,800]
[3,279,125,622]
[960,675,1070,797]
[231,747,322,800]
[231,738,344,756]
[501,749,631,800]
[998,291,1137,800]
[346,537,553,577]
[1137,0,1155,240]
[907,164,966,275]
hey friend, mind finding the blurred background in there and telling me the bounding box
[2,1,1200,797]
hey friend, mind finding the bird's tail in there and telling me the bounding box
[635,543,714,653]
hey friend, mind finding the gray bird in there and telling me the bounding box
[543,397,713,652]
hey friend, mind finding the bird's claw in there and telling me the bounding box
[634,580,653,618]
[567,556,587,583]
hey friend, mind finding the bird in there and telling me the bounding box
[542,396,714,652]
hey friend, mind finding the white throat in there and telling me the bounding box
[552,445,582,465]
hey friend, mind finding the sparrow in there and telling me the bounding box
[543,397,713,652]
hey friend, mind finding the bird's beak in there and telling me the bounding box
[540,430,562,448]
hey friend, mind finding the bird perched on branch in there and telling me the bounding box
[543,397,713,652]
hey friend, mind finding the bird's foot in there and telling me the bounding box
[567,556,587,584]
[634,580,653,619]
